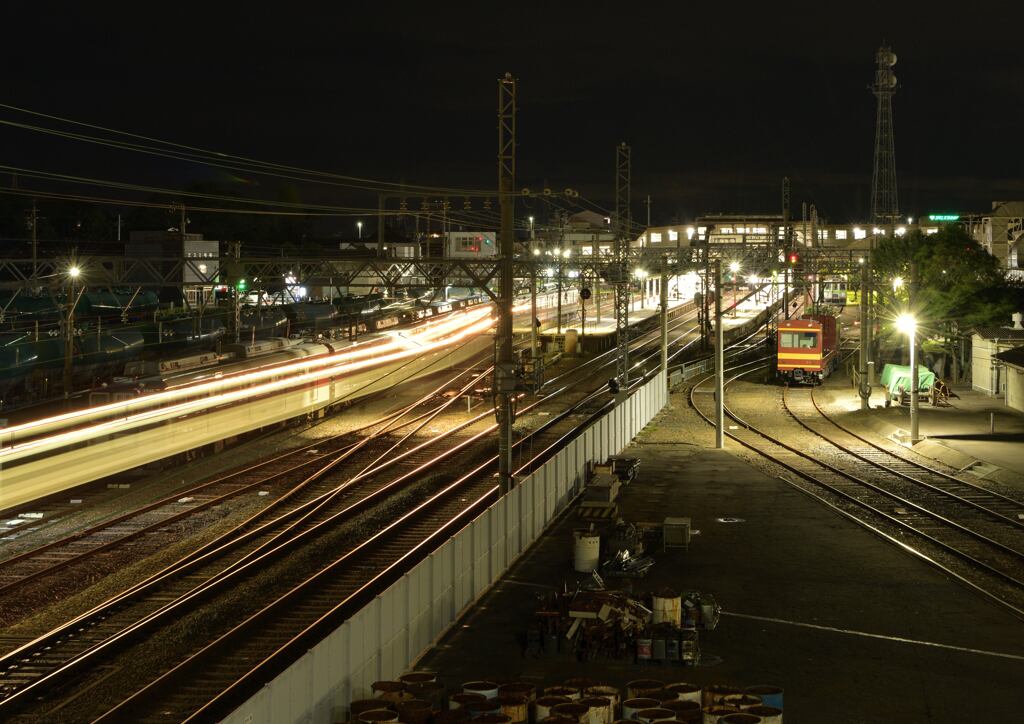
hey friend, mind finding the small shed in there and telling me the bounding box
[970,324,1024,396]
[993,346,1024,413]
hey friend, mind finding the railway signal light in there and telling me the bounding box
[788,253,799,265]
[236,278,247,292]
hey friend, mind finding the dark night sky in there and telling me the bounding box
[2,2,1022,228]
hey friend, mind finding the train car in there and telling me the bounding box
[776,314,839,384]
[820,276,848,306]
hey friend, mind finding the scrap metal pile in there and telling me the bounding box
[529,586,719,663]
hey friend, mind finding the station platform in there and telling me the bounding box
[816,376,1024,484]
[414,393,1024,721]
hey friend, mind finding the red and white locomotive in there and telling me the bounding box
[776,314,838,385]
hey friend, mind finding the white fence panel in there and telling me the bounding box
[472,511,490,596]
[225,371,668,724]
[430,544,454,641]
[451,528,472,613]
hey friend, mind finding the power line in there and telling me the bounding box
[0,103,493,196]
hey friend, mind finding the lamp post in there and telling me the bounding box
[357,220,363,239]
[63,265,81,401]
[729,261,740,317]
[896,313,919,443]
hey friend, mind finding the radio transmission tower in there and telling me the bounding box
[870,44,899,227]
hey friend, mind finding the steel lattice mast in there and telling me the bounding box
[870,44,899,227]
[614,142,631,393]
[495,72,516,494]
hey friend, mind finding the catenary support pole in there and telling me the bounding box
[530,264,538,364]
[495,72,517,495]
[660,261,668,384]
[715,260,725,448]
[909,260,919,443]
[866,255,875,393]
[859,258,870,410]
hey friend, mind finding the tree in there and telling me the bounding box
[873,225,1021,329]
[872,224,1024,380]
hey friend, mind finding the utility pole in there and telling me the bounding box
[613,142,631,398]
[660,259,669,389]
[644,194,651,229]
[909,260,919,443]
[232,241,242,343]
[30,200,38,289]
[858,257,871,410]
[866,255,875,393]
[714,260,725,448]
[530,264,538,365]
[377,193,386,256]
[495,72,517,495]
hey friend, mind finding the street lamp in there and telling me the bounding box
[357,221,363,239]
[896,313,919,443]
[892,276,904,292]
[63,265,82,401]
[528,215,535,240]
[729,261,741,317]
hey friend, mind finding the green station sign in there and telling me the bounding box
[928,214,960,222]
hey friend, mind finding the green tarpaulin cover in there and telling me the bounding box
[880,364,935,395]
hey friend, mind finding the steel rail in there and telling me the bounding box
[688,365,1024,619]
[96,342,647,723]
[807,387,1024,518]
[0,364,491,598]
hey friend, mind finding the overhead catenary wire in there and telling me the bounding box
[0,103,493,196]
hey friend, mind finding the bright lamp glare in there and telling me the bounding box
[892,276,904,289]
[68,266,81,278]
[895,313,916,335]
[729,262,740,273]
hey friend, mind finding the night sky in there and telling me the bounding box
[2,2,1022,230]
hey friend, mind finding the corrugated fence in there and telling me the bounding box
[224,370,668,724]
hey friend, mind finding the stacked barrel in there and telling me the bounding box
[344,675,783,724]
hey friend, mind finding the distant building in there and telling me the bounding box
[964,201,1024,278]
[637,215,943,252]
[126,230,219,305]
[540,211,616,257]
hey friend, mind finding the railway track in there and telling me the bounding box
[0,366,490,606]
[689,364,1024,618]
[0,302,706,720]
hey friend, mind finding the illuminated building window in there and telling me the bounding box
[820,230,829,240]
[581,246,593,255]
[650,232,662,243]
[926,227,938,235]
[853,228,866,240]
[599,245,612,255]
[835,229,848,240]
[753,226,767,234]
[668,230,679,241]
[720,227,733,234]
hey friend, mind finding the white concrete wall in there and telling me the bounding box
[972,336,1000,395]
[222,370,668,724]
[1005,364,1024,413]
